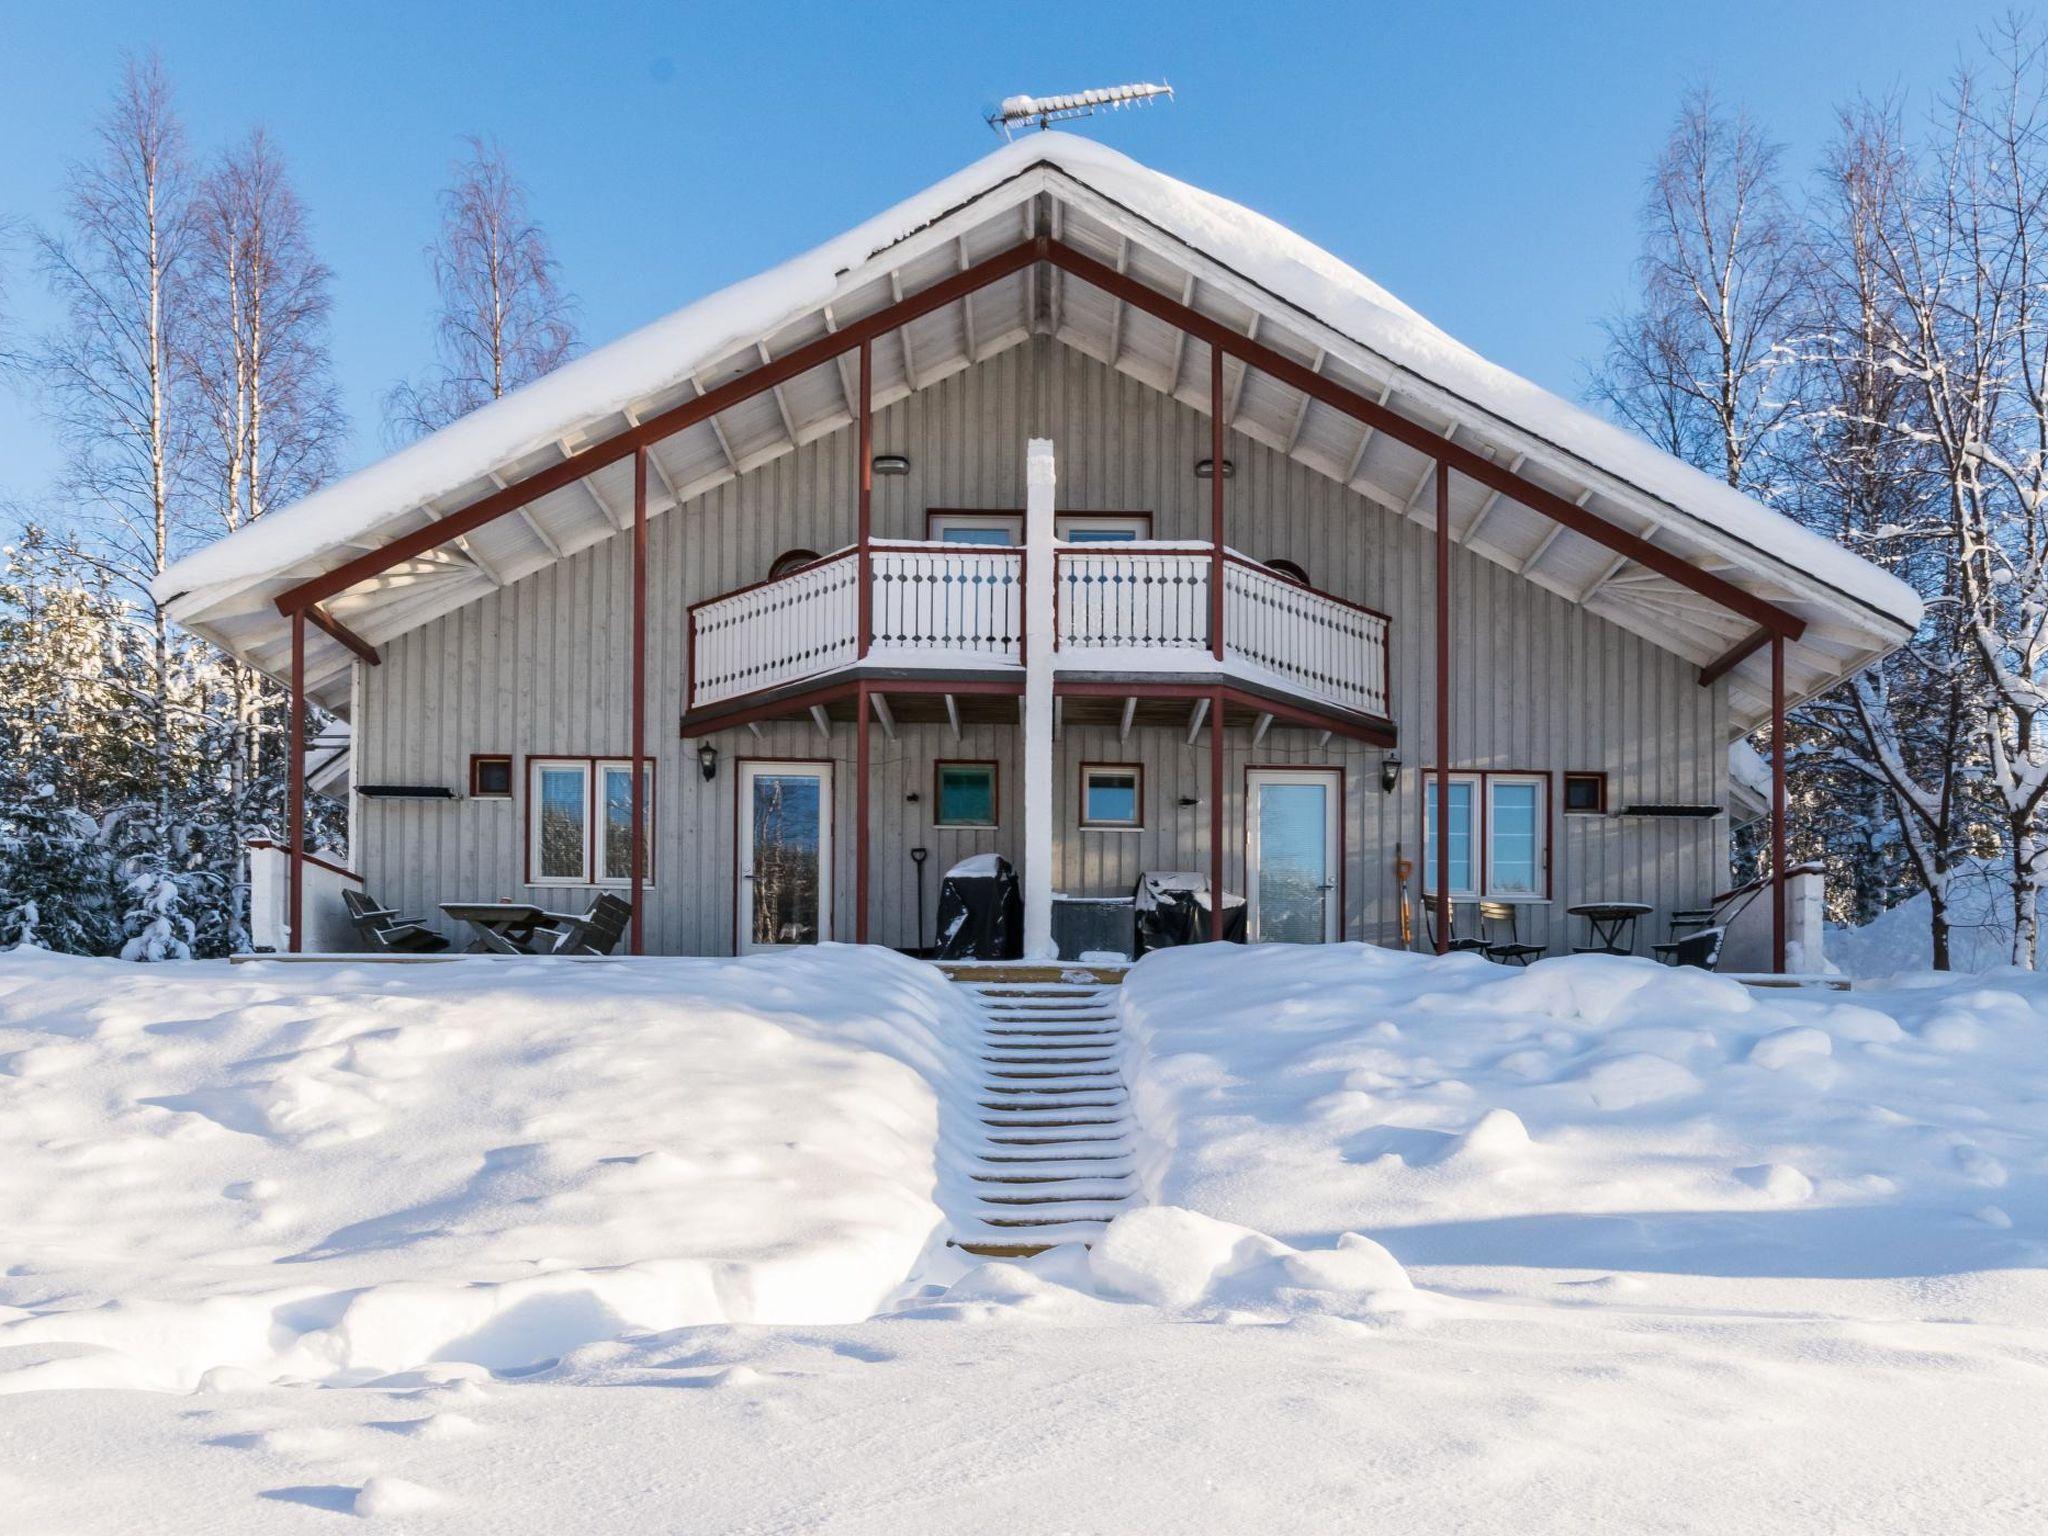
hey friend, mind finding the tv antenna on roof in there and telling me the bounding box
[987,82,1174,139]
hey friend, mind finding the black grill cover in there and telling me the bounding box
[1132,871,1247,953]
[935,854,1023,960]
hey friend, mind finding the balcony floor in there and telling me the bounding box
[678,662,1396,744]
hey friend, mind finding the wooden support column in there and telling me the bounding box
[1209,343,1226,661]
[1435,461,1451,955]
[1210,684,1226,941]
[288,608,306,955]
[1772,634,1787,973]
[857,339,874,659]
[856,679,871,944]
[630,448,648,956]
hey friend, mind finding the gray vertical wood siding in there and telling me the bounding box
[356,338,1729,956]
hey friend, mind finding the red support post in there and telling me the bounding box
[857,339,873,660]
[1434,462,1451,955]
[630,447,648,956]
[1772,633,1787,973]
[288,608,306,955]
[1209,343,1226,662]
[855,680,871,944]
[1210,685,1226,941]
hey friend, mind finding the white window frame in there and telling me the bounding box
[1422,775,1480,900]
[1422,771,1550,902]
[596,760,656,887]
[527,757,655,888]
[529,758,592,886]
[1080,763,1145,830]
[929,512,1022,545]
[1485,774,1546,899]
[1055,514,1148,543]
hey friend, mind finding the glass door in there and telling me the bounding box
[737,761,833,952]
[1246,768,1341,943]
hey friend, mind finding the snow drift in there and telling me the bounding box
[0,946,977,1393]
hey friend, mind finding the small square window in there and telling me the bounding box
[935,761,998,827]
[471,755,512,798]
[1563,772,1607,815]
[1081,764,1143,829]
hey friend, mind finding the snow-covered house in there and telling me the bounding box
[154,136,1921,964]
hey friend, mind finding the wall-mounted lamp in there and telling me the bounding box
[871,453,911,476]
[1194,457,1235,480]
[905,791,921,803]
[698,741,719,782]
[1379,754,1402,794]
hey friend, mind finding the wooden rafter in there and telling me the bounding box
[1460,451,1525,547]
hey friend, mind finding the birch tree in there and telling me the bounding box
[187,127,342,941]
[383,136,576,440]
[1593,85,1810,494]
[1850,28,2048,966]
[23,52,205,953]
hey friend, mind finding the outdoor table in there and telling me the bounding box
[439,902,562,955]
[1568,901,1654,956]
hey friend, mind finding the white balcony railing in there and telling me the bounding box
[686,539,1390,722]
[1222,555,1390,718]
[867,544,1022,663]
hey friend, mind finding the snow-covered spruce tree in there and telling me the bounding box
[0,529,137,953]
[382,135,578,441]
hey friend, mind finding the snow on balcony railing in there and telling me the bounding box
[1222,554,1390,718]
[1054,546,1212,659]
[687,549,860,708]
[867,544,1022,663]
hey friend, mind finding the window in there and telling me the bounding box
[470,754,512,798]
[924,511,1153,545]
[1080,764,1144,829]
[929,512,1022,546]
[527,757,655,886]
[1263,557,1310,584]
[1056,514,1149,543]
[1423,772,1549,899]
[934,761,998,827]
[1563,772,1607,814]
[767,548,821,580]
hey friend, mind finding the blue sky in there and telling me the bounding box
[0,0,2022,515]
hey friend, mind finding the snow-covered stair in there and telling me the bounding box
[940,967,1136,1258]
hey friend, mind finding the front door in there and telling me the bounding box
[738,761,833,953]
[1246,768,1341,943]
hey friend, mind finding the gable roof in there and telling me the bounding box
[156,132,1921,732]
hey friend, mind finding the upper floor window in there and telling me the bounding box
[925,511,1153,545]
[1263,557,1310,584]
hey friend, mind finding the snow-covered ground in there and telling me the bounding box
[3,942,2045,1532]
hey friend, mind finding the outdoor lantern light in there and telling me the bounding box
[698,741,719,782]
[871,453,911,476]
[1380,754,1402,793]
[1194,457,1235,480]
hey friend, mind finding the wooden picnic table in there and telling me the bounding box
[439,902,567,955]
[1568,901,1654,956]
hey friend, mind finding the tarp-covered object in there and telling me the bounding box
[936,854,1023,960]
[1133,872,1246,953]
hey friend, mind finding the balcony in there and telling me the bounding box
[685,541,1391,725]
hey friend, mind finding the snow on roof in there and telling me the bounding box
[154,133,1921,637]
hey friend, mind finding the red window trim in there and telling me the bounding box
[469,753,513,798]
[1078,761,1145,829]
[1563,771,1608,815]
